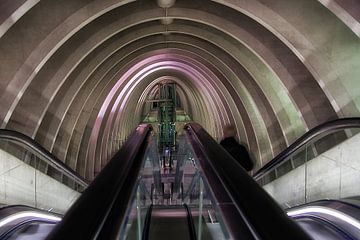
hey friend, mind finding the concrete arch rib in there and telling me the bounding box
[2,0,334,135]
[72,39,272,177]
[35,27,285,169]
[38,29,290,173]
[50,22,306,169]
[34,28,164,152]
[86,57,227,178]
[1,0,353,177]
[165,33,287,157]
[168,28,303,143]
[4,7,164,137]
[91,59,228,174]
[0,0,40,38]
[153,48,274,164]
[136,76,193,121]
[0,0,136,128]
[316,0,360,37]
[13,17,290,171]
[168,6,337,127]
[69,44,172,176]
[90,44,280,172]
[39,24,292,172]
[4,1,338,151]
[212,0,360,117]
[109,74,207,166]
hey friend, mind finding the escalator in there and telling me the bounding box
[45,123,311,240]
[287,199,360,240]
[143,204,195,240]
[0,205,60,240]
[119,133,228,240]
[2,118,360,239]
[253,117,360,240]
[0,130,87,240]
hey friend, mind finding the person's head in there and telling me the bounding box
[223,124,236,138]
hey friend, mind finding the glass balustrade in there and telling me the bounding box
[0,137,86,214]
[258,128,360,208]
[121,135,230,240]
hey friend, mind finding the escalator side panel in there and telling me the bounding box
[188,209,214,240]
[296,217,353,240]
[5,223,55,240]
[46,124,152,240]
[148,207,190,240]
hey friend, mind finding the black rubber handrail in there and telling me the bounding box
[292,215,354,240]
[183,204,197,240]
[289,199,360,223]
[142,205,153,240]
[0,205,61,239]
[0,129,88,188]
[0,205,62,218]
[253,117,360,180]
[46,124,152,240]
[185,122,312,240]
[1,219,58,240]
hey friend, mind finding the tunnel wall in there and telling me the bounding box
[0,149,79,213]
[264,132,360,207]
[0,0,359,179]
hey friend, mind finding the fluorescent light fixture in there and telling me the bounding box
[0,211,61,228]
[287,206,360,230]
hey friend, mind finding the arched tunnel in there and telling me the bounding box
[1,0,360,182]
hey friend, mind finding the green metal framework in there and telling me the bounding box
[158,83,177,150]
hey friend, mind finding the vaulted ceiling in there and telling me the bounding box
[1,0,359,180]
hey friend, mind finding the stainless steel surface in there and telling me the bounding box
[295,218,349,240]
[148,206,191,240]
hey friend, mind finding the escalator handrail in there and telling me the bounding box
[46,124,152,240]
[253,117,360,180]
[185,122,312,240]
[142,205,153,240]
[0,205,61,239]
[183,204,197,240]
[0,129,88,188]
[1,219,59,240]
[291,214,355,240]
[0,205,62,218]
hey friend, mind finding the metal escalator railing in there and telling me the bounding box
[122,134,230,240]
[0,129,88,189]
[253,117,360,181]
[287,199,360,239]
[141,204,197,240]
[183,204,197,240]
[0,205,61,240]
[185,122,312,240]
[46,124,152,240]
[142,204,153,240]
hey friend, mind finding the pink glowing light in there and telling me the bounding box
[87,50,231,176]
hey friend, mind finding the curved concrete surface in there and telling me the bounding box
[0,0,359,180]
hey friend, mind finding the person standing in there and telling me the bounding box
[220,125,254,171]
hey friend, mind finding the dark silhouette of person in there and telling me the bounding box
[220,125,254,171]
